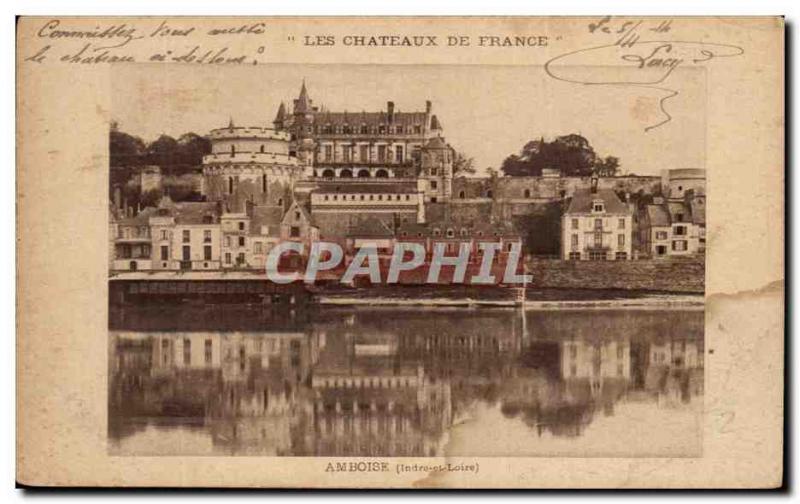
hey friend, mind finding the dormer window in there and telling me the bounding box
[446,228,454,238]
[592,200,605,213]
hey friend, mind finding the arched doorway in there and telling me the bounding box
[340,169,353,178]
[375,169,389,178]
[321,169,335,178]
[357,169,370,178]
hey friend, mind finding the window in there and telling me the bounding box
[571,218,579,230]
[182,230,190,243]
[672,240,688,251]
[524,189,531,198]
[655,231,668,240]
[254,242,263,254]
[568,251,581,260]
[238,222,245,231]
[360,125,368,135]
[594,232,603,248]
[237,253,245,265]
[617,345,624,359]
[228,177,234,194]
[675,212,684,222]
[594,218,603,230]
[290,226,300,238]
[295,211,301,220]
[618,218,625,228]
[160,230,169,240]
[262,174,267,193]
[589,250,606,261]
[225,252,231,264]
[324,145,333,161]
[183,338,191,365]
[446,228,454,238]
[430,180,438,189]
[593,201,604,212]
[160,245,168,261]
[204,339,212,364]
[571,234,578,248]
[618,234,625,247]
[238,236,245,247]
[615,251,628,260]
[225,236,231,247]
[359,144,368,161]
[204,245,212,260]
[395,146,403,163]
[378,145,386,162]
[459,190,466,199]
[674,225,686,236]
[204,230,211,243]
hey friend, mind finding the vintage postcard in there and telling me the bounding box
[16,16,784,488]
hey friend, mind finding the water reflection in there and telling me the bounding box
[108,306,703,456]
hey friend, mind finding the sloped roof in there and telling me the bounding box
[310,110,428,128]
[313,182,418,194]
[117,207,157,226]
[565,189,629,215]
[689,197,706,225]
[424,136,448,150]
[645,205,670,227]
[173,202,219,225]
[249,205,284,237]
[347,217,395,238]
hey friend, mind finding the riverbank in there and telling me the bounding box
[314,285,704,309]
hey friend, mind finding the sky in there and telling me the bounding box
[112,63,705,176]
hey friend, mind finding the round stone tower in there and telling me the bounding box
[202,120,302,209]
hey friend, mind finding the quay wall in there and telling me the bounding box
[525,257,705,294]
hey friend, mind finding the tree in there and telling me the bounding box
[594,156,620,177]
[144,134,179,169]
[452,150,476,175]
[140,188,164,208]
[500,134,604,177]
[109,126,146,167]
[176,133,212,170]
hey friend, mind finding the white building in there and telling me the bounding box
[561,187,633,261]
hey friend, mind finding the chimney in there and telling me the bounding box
[425,100,432,114]
[387,101,395,122]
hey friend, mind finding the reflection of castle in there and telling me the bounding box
[109,308,705,455]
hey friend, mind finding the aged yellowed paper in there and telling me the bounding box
[17,16,783,488]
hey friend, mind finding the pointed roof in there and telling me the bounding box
[424,136,447,150]
[228,117,235,129]
[274,102,286,123]
[430,114,442,130]
[295,80,311,113]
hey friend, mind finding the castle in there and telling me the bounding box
[109,81,705,273]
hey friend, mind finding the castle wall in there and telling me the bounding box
[451,175,661,202]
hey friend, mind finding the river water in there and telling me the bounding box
[108,305,704,457]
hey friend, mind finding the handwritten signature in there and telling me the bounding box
[544,18,744,132]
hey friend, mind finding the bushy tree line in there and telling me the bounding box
[500,134,620,178]
[110,121,211,176]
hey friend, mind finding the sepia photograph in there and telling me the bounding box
[14,14,783,489]
[107,64,705,457]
